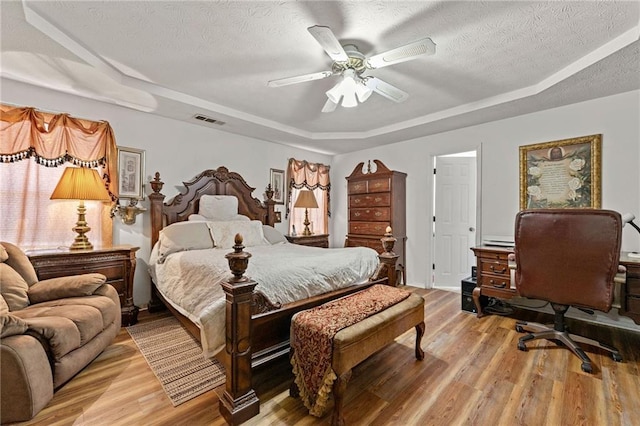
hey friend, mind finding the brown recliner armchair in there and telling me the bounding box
[513,209,624,373]
[0,242,121,422]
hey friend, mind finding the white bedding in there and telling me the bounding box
[149,243,379,357]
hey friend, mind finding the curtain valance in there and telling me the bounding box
[287,158,330,189]
[286,158,331,218]
[0,105,119,199]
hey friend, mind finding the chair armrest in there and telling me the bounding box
[28,274,106,304]
[92,283,121,309]
[1,335,53,423]
[0,314,28,338]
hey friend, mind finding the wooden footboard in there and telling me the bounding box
[219,234,398,424]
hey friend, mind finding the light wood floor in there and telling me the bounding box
[12,288,640,426]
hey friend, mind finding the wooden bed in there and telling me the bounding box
[148,166,399,424]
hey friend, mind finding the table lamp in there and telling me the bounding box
[50,167,111,250]
[294,190,318,236]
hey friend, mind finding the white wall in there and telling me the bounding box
[4,78,639,329]
[332,90,640,288]
[1,79,332,307]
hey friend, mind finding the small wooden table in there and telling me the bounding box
[27,245,140,326]
[285,234,329,248]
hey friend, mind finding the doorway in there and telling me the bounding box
[432,150,478,291]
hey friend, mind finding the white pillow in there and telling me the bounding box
[262,225,287,244]
[207,220,268,249]
[157,221,214,263]
[199,195,238,221]
[189,213,250,222]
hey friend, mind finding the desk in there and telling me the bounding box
[619,252,640,324]
[471,246,640,324]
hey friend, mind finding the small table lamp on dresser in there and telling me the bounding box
[622,213,640,258]
[50,166,111,250]
[294,190,318,236]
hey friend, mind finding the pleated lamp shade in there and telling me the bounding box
[50,167,111,201]
[294,190,318,235]
[294,190,318,209]
[50,167,110,250]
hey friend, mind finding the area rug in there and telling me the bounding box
[126,316,225,406]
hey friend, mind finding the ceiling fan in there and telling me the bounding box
[267,25,436,112]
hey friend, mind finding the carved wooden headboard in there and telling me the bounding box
[149,166,276,248]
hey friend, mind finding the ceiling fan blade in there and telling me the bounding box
[267,71,333,87]
[366,37,436,69]
[364,77,409,103]
[321,98,338,113]
[307,25,349,62]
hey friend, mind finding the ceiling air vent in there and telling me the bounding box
[193,114,225,125]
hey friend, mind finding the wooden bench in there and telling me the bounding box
[290,291,425,426]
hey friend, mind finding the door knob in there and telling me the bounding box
[469,227,475,232]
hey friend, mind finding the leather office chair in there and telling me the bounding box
[513,209,623,373]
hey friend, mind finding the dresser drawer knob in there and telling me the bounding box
[490,265,506,273]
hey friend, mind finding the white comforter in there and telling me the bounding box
[149,243,379,357]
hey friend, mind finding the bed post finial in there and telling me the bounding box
[226,234,252,280]
[264,184,276,227]
[265,183,274,201]
[381,226,396,255]
[150,172,164,194]
[377,227,400,287]
[220,233,260,424]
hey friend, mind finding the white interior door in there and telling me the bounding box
[433,155,477,289]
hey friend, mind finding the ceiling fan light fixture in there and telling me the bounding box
[325,69,370,108]
[326,81,344,104]
[355,82,373,103]
[341,90,358,108]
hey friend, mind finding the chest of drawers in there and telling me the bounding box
[345,160,406,283]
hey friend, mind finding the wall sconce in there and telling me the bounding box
[116,199,146,225]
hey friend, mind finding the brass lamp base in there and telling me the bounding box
[302,208,312,236]
[70,201,94,250]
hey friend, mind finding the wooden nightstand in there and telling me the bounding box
[285,234,329,248]
[27,245,140,326]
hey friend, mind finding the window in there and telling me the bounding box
[286,159,330,235]
[0,105,117,249]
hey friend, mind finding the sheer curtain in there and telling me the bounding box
[286,159,330,235]
[0,105,118,249]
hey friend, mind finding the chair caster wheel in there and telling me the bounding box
[612,353,622,362]
[517,341,527,352]
[515,325,525,333]
[581,362,593,373]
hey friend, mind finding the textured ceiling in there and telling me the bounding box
[1,1,639,154]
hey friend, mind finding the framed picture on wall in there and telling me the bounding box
[519,134,601,210]
[117,146,145,200]
[270,168,285,204]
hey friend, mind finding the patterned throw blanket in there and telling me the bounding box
[291,284,410,416]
